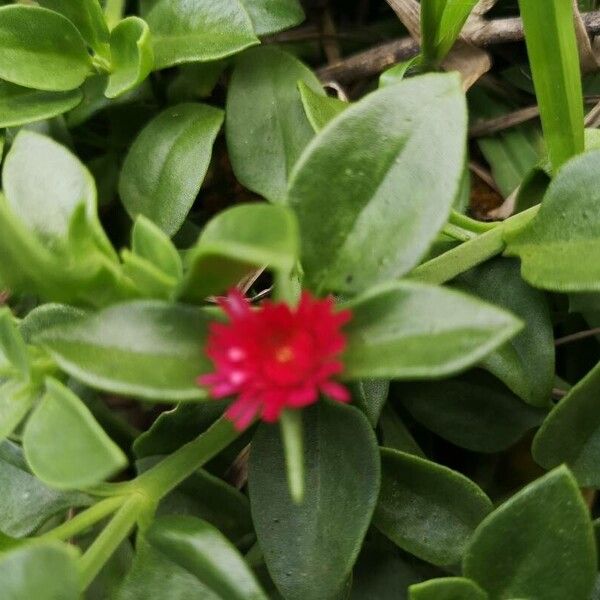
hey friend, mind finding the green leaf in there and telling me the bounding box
[119,103,224,236]
[156,468,253,546]
[518,0,584,172]
[351,379,389,427]
[342,281,523,380]
[116,540,219,600]
[131,216,183,282]
[400,371,545,453]
[0,542,80,599]
[105,17,153,99]
[469,87,542,198]
[421,0,479,64]
[374,448,492,566]
[226,47,321,203]
[0,308,30,376]
[0,381,36,443]
[166,61,226,102]
[240,0,305,35]
[37,0,110,57]
[249,402,380,600]
[288,73,467,294]
[454,258,554,407]
[23,378,127,489]
[532,361,600,487]
[0,81,83,128]
[379,405,425,457]
[140,0,258,70]
[0,444,89,537]
[298,80,348,132]
[19,304,87,344]
[378,57,421,88]
[463,467,597,600]
[409,577,488,600]
[0,5,92,91]
[3,130,101,244]
[37,301,212,401]
[177,203,299,302]
[147,515,268,600]
[505,150,600,292]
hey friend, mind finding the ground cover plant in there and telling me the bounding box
[2,0,600,598]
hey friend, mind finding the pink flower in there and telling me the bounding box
[198,289,352,430]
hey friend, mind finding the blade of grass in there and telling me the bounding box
[518,0,584,173]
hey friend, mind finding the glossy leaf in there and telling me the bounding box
[505,150,600,292]
[23,378,127,489]
[0,444,89,537]
[37,0,110,57]
[409,577,487,600]
[298,80,348,132]
[37,301,212,401]
[105,17,153,99]
[342,281,522,380]
[147,515,267,600]
[240,0,305,35]
[518,0,583,172]
[140,0,258,69]
[0,542,80,599]
[249,402,380,600]
[463,467,597,600]
[288,73,467,293]
[400,371,545,453]
[119,103,224,236]
[177,203,299,302]
[0,81,83,128]
[226,47,321,203]
[533,361,600,487]
[0,5,92,91]
[379,405,425,457]
[455,258,554,407]
[374,448,492,566]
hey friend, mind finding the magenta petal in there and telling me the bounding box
[320,381,350,403]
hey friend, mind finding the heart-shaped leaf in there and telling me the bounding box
[226,47,322,203]
[119,103,224,236]
[463,467,597,600]
[23,378,127,489]
[249,401,380,600]
[288,73,467,293]
[37,301,212,401]
[140,0,258,69]
[374,448,492,566]
[0,5,92,91]
[342,281,522,380]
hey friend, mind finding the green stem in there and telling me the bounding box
[134,416,241,499]
[441,222,476,243]
[79,495,146,589]
[103,0,125,29]
[280,410,305,504]
[41,496,126,542]
[412,206,540,284]
[448,210,499,234]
